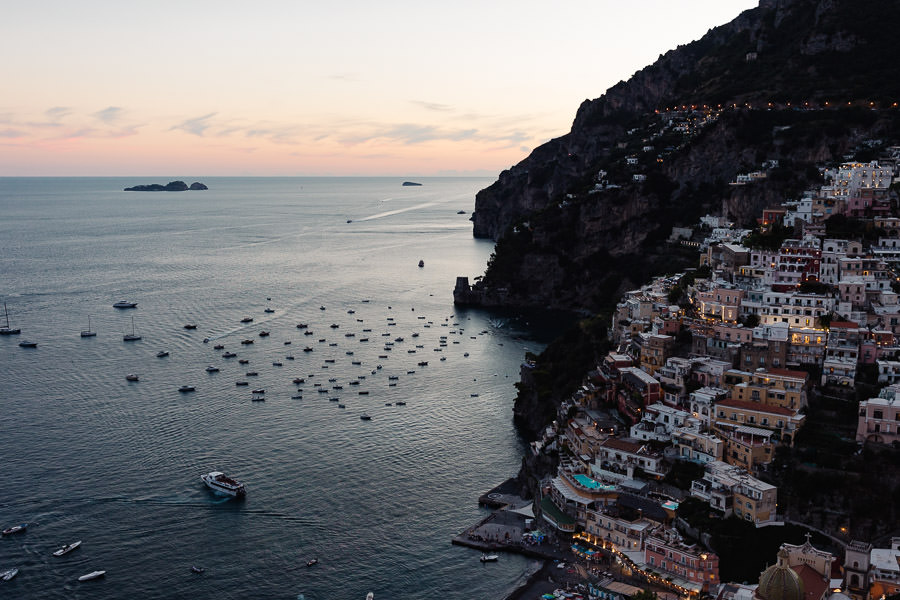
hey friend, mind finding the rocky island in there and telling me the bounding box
[401,181,422,186]
[124,181,208,192]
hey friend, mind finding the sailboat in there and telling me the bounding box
[0,303,21,335]
[81,315,97,338]
[123,316,141,341]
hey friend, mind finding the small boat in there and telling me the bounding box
[191,565,205,574]
[338,403,346,408]
[252,388,265,394]
[358,391,369,395]
[1,303,21,335]
[126,374,139,382]
[480,554,498,563]
[303,347,313,352]
[241,339,254,345]
[259,331,270,337]
[240,317,253,323]
[113,301,137,308]
[239,359,249,364]
[178,385,195,393]
[246,371,258,376]
[223,352,237,358]
[123,316,141,341]
[330,323,340,329]
[418,260,424,267]
[292,394,303,399]
[205,365,219,373]
[2,524,27,536]
[463,352,469,357]
[201,471,246,497]
[184,324,197,330]
[264,307,275,313]
[418,361,428,366]
[236,381,249,386]
[360,414,371,421]
[293,378,305,384]
[347,310,355,314]
[18,340,37,348]
[286,355,294,360]
[78,570,106,581]
[214,344,225,350]
[307,558,318,567]
[296,323,308,329]
[52,540,82,556]
[457,210,466,214]
[273,361,283,367]
[156,351,169,358]
[395,401,406,406]
[319,306,326,311]
[0,568,18,581]
[81,315,96,337]
[471,393,479,397]
[367,593,374,600]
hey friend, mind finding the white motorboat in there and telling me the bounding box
[178,385,195,393]
[201,471,246,497]
[2,524,27,536]
[480,553,499,562]
[156,350,169,358]
[78,570,105,581]
[113,300,137,308]
[0,568,18,581]
[18,340,37,348]
[52,540,82,556]
[205,365,219,373]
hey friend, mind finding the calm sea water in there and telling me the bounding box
[0,177,553,600]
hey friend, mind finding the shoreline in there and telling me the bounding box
[503,559,555,600]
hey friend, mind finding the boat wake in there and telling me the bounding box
[356,201,440,222]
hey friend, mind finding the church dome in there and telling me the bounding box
[758,548,805,600]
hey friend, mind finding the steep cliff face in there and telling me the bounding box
[472,0,900,256]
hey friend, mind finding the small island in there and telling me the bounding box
[124,181,208,192]
[401,181,422,187]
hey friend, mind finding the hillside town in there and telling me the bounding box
[500,153,900,600]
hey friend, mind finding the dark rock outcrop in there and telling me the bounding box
[466,0,900,314]
[124,180,208,192]
[401,181,422,186]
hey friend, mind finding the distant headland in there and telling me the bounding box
[401,181,422,187]
[124,181,208,192]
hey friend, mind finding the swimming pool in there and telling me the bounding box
[573,473,615,491]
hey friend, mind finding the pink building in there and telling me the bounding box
[645,534,720,591]
[857,385,900,444]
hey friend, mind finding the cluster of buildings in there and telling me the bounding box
[529,156,900,599]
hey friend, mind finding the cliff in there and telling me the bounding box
[465,0,900,314]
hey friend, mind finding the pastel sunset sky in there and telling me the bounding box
[2,1,756,176]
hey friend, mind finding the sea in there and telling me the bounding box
[0,177,559,600]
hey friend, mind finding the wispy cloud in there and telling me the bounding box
[410,100,453,112]
[93,106,123,124]
[0,129,24,138]
[170,112,218,136]
[45,106,71,120]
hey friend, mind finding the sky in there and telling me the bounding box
[1,1,758,177]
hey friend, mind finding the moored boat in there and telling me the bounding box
[480,553,498,562]
[52,540,82,556]
[125,374,139,381]
[113,300,137,308]
[306,558,318,567]
[80,315,96,337]
[156,350,169,358]
[78,570,106,581]
[18,340,37,348]
[201,471,246,497]
[178,385,195,393]
[1,568,19,581]
[2,524,27,536]
[360,413,372,420]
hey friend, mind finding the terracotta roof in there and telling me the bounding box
[716,398,796,416]
[601,437,644,453]
[765,368,809,380]
[829,320,859,329]
[793,563,828,600]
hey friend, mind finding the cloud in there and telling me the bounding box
[410,101,453,112]
[93,106,123,124]
[0,129,24,138]
[45,106,71,120]
[170,112,218,136]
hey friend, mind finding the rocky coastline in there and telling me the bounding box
[124,180,208,192]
